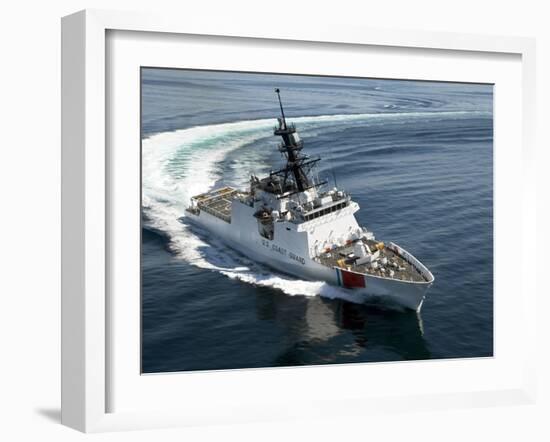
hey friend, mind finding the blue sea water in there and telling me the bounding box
[141,68,493,373]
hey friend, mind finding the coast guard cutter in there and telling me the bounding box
[186,89,434,311]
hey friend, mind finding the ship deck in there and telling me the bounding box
[188,187,245,223]
[316,239,428,283]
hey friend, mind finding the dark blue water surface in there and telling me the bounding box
[141,68,493,373]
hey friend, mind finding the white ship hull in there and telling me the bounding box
[186,207,433,312]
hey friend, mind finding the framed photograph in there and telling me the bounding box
[61,9,537,432]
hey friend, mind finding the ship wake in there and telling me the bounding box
[142,111,475,302]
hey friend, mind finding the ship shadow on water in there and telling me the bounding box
[255,290,431,368]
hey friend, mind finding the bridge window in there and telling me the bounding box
[304,201,348,222]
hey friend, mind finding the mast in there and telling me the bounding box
[275,88,287,129]
[273,89,311,192]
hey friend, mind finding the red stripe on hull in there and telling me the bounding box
[341,269,366,288]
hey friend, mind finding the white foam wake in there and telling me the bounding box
[142,111,480,299]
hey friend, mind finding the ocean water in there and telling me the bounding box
[141,68,493,373]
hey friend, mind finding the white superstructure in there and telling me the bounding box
[185,89,434,311]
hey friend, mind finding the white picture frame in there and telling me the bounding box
[61,9,537,433]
